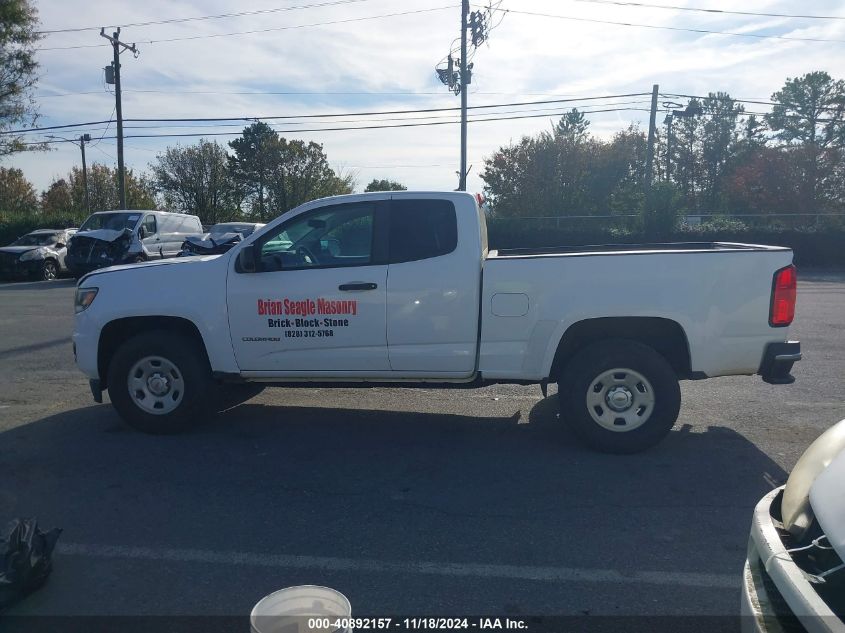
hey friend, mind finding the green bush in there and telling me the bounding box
[676,217,750,234]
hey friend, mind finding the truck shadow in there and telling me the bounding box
[0,397,786,615]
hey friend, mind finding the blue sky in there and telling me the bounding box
[8,0,845,196]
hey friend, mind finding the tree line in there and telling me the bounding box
[0,121,410,224]
[482,70,845,225]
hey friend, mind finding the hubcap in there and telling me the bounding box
[44,263,56,280]
[127,356,185,415]
[586,368,655,432]
[605,386,634,411]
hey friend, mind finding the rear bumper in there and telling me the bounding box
[759,341,801,385]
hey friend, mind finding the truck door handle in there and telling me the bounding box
[339,282,378,291]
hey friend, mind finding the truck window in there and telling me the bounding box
[258,203,376,272]
[389,200,457,264]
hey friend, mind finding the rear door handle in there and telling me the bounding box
[339,282,378,291]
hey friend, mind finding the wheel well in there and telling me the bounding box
[98,316,208,390]
[549,317,692,380]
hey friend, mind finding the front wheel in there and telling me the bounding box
[107,330,213,434]
[558,340,681,454]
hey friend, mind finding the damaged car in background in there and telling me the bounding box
[742,418,845,632]
[66,210,203,277]
[179,222,265,256]
[0,228,76,281]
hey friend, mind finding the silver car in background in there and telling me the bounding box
[0,228,77,281]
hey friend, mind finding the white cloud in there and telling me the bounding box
[6,0,845,200]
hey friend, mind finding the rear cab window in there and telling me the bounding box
[389,199,458,264]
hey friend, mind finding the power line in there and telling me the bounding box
[3,119,115,134]
[564,0,845,21]
[30,100,654,137]
[34,89,589,99]
[661,92,845,113]
[5,92,649,134]
[24,106,651,144]
[36,6,458,50]
[36,0,378,34]
[495,7,845,43]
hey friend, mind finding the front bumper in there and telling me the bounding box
[0,257,43,279]
[742,487,843,633]
[760,341,801,385]
[66,257,115,277]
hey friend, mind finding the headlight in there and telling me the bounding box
[19,249,44,262]
[74,287,99,313]
[781,418,845,537]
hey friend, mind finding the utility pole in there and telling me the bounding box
[100,28,138,210]
[644,84,659,193]
[79,134,91,214]
[46,133,92,213]
[436,1,495,190]
[642,84,659,235]
[458,0,469,192]
[664,100,699,184]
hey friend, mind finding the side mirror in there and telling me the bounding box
[239,244,258,273]
[138,226,148,239]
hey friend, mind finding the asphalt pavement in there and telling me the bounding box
[0,273,842,624]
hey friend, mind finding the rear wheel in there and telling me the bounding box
[558,339,681,454]
[107,330,212,434]
[40,259,58,281]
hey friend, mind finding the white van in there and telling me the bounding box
[66,210,203,277]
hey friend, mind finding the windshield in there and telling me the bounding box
[12,233,58,247]
[79,213,140,232]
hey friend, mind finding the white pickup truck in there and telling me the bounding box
[72,192,801,453]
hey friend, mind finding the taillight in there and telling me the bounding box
[770,265,797,327]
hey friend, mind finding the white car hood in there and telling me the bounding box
[74,228,127,242]
[809,448,845,561]
[80,252,223,282]
[0,246,42,255]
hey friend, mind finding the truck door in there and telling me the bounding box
[386,197,481,375]
[226,201,390,373]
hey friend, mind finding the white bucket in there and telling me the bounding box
[250,585,352,633]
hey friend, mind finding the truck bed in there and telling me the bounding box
[489,241,790,259]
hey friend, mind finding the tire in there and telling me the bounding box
[558,339,681,454]
[214,384,265,412]
[107,330,213,434]
[40,259,58,281]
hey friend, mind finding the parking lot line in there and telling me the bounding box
[58,542,739,589]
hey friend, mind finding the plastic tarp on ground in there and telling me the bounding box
[0,518,62,611]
